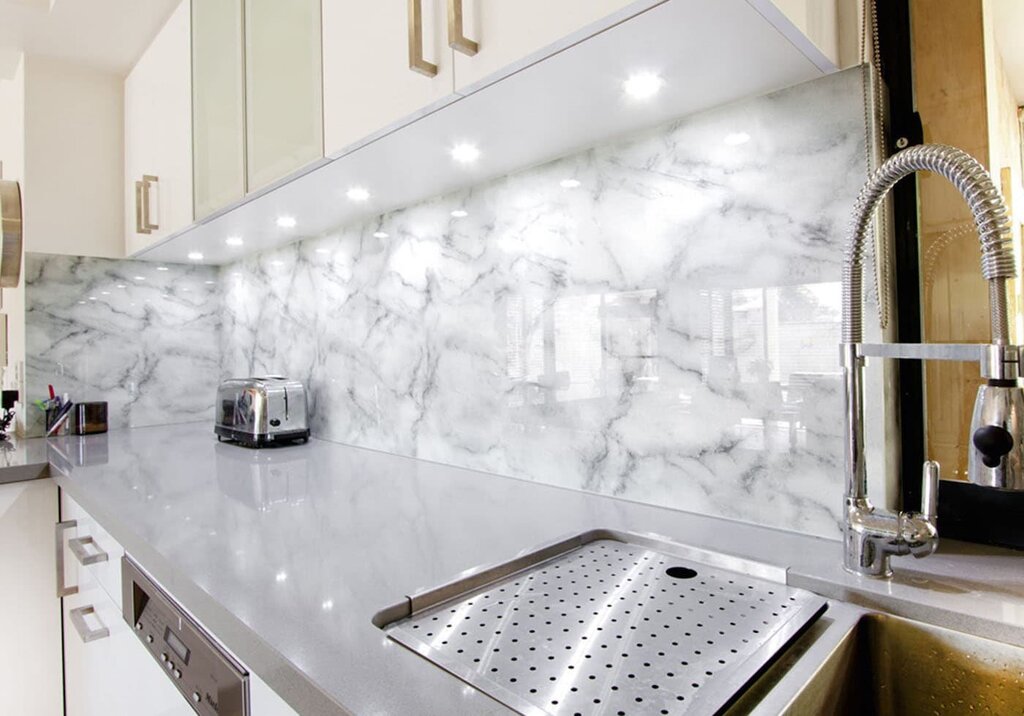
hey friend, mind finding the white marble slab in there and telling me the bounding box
[221,68,872,539]
[25,254,221,435]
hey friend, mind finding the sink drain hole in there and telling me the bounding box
[666,566,698,580]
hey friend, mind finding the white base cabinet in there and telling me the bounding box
[0,479,62,716]
[60,492,298,716]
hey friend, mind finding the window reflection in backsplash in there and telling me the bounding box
[505,282,840,454]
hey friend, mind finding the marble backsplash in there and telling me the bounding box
[220,68,872,539]
[25,254,221,435]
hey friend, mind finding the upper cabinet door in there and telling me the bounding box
[450,0,654,93]
[244,0,324,191]
[191,0,246,220]
[322,0,455,158]
[124,0,193,256]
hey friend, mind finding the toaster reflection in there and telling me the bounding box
[215,441,311,511]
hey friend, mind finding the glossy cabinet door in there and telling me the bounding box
[124,0,193,255]
[0,480,62,716]
[244,0,324,191]
[322,0,456,157]
[450,0,653,92]
[192,0,246,220]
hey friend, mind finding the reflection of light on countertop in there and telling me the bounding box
[275,571,288,583]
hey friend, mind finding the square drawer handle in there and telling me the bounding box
[69,605,110,643]
[68,536,109,566]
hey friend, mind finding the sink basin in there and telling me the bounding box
[736,612,1024,715]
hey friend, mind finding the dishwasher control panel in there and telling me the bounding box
[122,556,249,716]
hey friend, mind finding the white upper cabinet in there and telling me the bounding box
[322,0,456,158]
[124,0,193,256]
[244,0,324,191]
[191,0,246,220]
[449,0,661,93]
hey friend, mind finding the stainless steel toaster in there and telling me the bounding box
[215,377,310,447]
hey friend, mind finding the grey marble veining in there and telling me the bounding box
[25,254,221,436]
[222,69,871,539]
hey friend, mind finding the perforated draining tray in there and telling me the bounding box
[379,530,827,715]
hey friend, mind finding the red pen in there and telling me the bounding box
[48,384,55,400]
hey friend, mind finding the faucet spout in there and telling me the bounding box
[840,144,1019,578]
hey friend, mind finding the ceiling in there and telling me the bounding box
[0,0,180,78]
[991,0,1024,104]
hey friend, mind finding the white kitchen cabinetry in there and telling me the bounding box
[59,492,299,715]
[0,479,62,716]
[191,0,246,220]
[59,494,189,716]
[124,0,193,255]
[322,0,456,158]
[244,0,324,191]
[450,0,660,93]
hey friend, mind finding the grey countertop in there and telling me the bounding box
[0,433,51,484]
[36,422,1024,715]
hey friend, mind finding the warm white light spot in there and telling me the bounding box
[88,296,97,301]
[373,231,389,239]
[134,276,146,281]
[157,266,169,271]
[450,209,468,218]
[450,143,480,164]
[560,179,582,189]
[116,284,127,289]
[187,251,204,261]
[724,132,751,146]
[226,236,244,247]
[275,571,288,583]
[277,216,297,229]
[623,71,664,100]
[346,186,370,202]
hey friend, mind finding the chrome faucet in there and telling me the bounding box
[841,143,1023,578]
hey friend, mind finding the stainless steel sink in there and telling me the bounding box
[731,609,1024,715]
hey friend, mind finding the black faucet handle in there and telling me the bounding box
[972,425,1014,468]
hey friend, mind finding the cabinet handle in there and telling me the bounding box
[56,520,79,598]
[408,0,439,77]
[134,181,150,235]
[142,174,159,232]
[69,605,110,643]
[447,0,478,56]
[68,536,109,566]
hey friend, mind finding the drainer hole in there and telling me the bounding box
[666,566,698,580]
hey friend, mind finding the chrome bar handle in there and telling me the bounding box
[68,536,108,566]
[921,461,940,521]
[408,0,439,77]
[55,519,78,598]
[142,174,159,232]
[69,605,109,643]
[134,181,149,235]
[447,0,478,56]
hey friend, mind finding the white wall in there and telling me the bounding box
[23,55,124,259]
[0,54,26,424]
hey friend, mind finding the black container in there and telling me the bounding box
[73,402,108,435]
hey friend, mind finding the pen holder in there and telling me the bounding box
[45,406,69,435]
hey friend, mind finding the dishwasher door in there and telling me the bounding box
[122,555,250,716]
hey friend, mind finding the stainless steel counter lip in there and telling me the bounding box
[37,423,1024,716]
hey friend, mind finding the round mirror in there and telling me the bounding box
[0,180,22,288]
